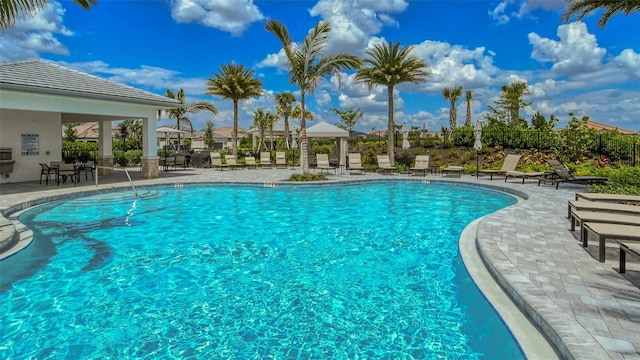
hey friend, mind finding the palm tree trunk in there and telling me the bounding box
[270,127,274,150]
[449,103,456,130]
[300,93,309,174]
[284,115,290,149]
[387,85,395,166]
[232,100,238,157]
[465,100,472,126]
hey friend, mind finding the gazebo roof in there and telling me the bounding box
[307,121,348,138]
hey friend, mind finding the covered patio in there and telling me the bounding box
[0,60,181,183]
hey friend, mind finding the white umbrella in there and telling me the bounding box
[474,121,483,178]
[402,124,410,150]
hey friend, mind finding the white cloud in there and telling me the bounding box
[490,0,564,24]
[309,0,407,54]
[529,22,606,75]
[0,1,72,62]
[170,0,264,36]
[410,40,499,92]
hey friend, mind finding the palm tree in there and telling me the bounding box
[274,92,296,149]
[355,41,429,165]
[464,90,474,127]
[1,0,96,30]
[265,111,278,150]
[164,88,218,148]
[502,81,531,126]
[266,19,361,174]
[562,0,640,28]
[442,86,463,131]
[253,109,269,150]
[206,63,263,157]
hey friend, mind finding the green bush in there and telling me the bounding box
[288,173,327,181]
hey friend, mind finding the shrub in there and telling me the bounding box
[288,173,327,181]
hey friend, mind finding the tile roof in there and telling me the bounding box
[0,60,181,108]
[586,120,637,135]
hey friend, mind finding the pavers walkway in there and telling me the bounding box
[1,167,639,359]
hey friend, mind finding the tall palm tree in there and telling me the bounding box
[464,90,474,127]
[1,0,96,30]
[442,86,463,131]
[253,109,269,150]
[355,41,429,165]
[562,0,640,28]
[274,92,296,149]
[206,63,264,157]
[266,19,361,174]
[164,88,218,148]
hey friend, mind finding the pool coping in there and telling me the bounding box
[1,169,638,359]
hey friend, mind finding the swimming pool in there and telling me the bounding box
[1,181,523,359]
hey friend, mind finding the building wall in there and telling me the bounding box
[0,109,62,183]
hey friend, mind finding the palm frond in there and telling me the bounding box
[1,0,47,30]
[562,0,640,28]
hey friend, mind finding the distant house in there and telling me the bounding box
[586,120,638,136]
[187,126,246,151]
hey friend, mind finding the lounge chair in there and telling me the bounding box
[504,170,550,184]
[410,155,430,176]
[316,153,336,174]
[541,159,608,189]
[245,156,258,169]
[581,222,640,262]
[570,210,640,243]
[260,152,272,168]
[210,152,227,170]
[376,155,397,174]
[275,152,287,169]
[618,241,640,273]
[348,153,365,174]
[441,166,463,178]
[567,199,640,218]
[224,155,245,170]
[575,192,640,204]
[478,154,521,180]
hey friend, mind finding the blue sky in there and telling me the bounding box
[2,0,639,133]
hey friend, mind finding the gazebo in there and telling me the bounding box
[306,121,349,170]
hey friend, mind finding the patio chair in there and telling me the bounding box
[210,152,227,170]
[39,162,58,185]
[245,156,258,169]
[618,241,640,273]
[224,155,245,170]
[581,222,640,262]
[504,170,550,184]
[574,192,640,204]
[410,155,430,176]
[567,199,640,219]
[83,160,95,180]
[570,210,640,243]
[316,153,336,174]
[478,154,521,180]
[174,154,188,169]
[260,152,272,168]
[376,155,397,174]
[441,166,463,178]
[541,159,608,189]
[348,153,365,174]
[56,163,80,185]
[275,152,287,169]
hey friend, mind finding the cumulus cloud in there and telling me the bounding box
[0,1,72,62]
[529,22,606,75]
[410,40,499,92]
[170,0,264,36]
[309,0,407,54]
[489,0,564,24]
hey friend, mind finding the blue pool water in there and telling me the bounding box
[1,181,523,359]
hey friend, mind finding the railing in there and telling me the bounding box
[95,166,138,198]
